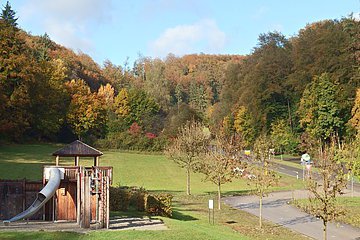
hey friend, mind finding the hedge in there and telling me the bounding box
[109,186,173,217]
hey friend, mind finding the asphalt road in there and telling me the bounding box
[224,190,360,240]
[273,161,360,193]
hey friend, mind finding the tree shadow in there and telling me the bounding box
[149,190,183,194]
[221,190,253,196]
[235,198,292,210]
[278,215,318,226]
[171,209,198,221]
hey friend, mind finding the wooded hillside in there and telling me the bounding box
[1,2,359,152]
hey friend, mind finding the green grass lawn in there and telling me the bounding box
[0,144,308,240]
[293,197,360,228]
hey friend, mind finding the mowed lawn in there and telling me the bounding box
[0,144,302,194]
[294,197,360,228]
[0,144,307,240]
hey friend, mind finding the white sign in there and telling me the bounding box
[208,199,214,209]
[301,153,310,162]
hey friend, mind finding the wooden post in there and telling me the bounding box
[75,156,79,166]
[94,156,99,166]
[99,170,104,228]
[84,173,91,228]
[80,169,85,228]
[22,179,26,212]
[42,170,46,221]
[76,168,81,225]
[106,175,110,229]
[55,156,59,166]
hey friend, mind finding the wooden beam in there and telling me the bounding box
[55,156,59,166]
[76,168,81,225]
[75,156,79,166]
[80,169,85,228]
[84,174,91,228]
[94,156,99,166]
[106,175,109,229]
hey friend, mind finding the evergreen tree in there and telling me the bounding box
[1,1,18,27]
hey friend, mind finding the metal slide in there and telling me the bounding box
[3,168,61,224]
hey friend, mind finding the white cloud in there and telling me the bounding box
[19,0,112,52]
[150,19,226,58]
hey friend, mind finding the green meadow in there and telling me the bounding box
[0,144,307,240]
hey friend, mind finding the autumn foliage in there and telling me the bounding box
[1,2,359,155]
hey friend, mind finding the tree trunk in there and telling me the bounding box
[259,195,263,229]
[217,181,221,210]
[323,220,327,240]
[186,168,191,195]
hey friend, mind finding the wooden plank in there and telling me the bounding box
[77,169,81,225]
[68,183,76,220]
[106,175,109,229]
[84,175,90,228]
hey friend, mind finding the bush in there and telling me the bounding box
[109,186,173,217]
[130,187,148,212]
[146,193,173,217]
[109,186,131,211]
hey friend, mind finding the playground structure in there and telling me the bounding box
[2,140,112,229]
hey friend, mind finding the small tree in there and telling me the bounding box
[306,141,347,240]
[1,1,18,27]
[199,133,241,210]
[337,138,360,197]
[165,121,210,195]
[249,134,279,228]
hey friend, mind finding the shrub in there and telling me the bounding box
[109,186,173,217]
[109,186,131,211]
[146,193,173,217]
[129,187,148,212]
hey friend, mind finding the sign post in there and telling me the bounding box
[300,153,311,181]
[208,199,214,225]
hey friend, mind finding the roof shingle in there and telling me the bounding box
[52,140,103,157]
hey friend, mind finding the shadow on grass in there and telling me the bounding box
[110,210,149,218]
[171,209,198,221]
[220,190,253,197]
[149,190,183,195]
[110,209,198,222]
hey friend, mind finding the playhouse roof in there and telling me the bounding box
[52,140,103,157]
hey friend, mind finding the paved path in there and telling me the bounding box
[273,160,360,193]
[224,190,360,240]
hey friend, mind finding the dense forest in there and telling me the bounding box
[0,2,359,153]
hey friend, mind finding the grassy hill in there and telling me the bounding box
[0,144,307,240]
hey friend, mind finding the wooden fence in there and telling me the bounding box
[0,179,43,220]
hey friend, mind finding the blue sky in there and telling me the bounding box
[7,0,360,66]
